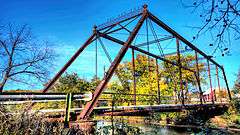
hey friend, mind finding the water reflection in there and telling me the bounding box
[93,118,230,135]
[95,120,188,135]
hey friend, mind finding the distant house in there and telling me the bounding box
[203,87,227,102]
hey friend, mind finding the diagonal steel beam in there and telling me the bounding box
[148,12,231,100]
[99,32,195,73]
[148,12,222,69]
[79,5,148,119]
[103,15,140,34]
[98,12,142,31]
[42,33,96,93]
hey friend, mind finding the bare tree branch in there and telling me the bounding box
[0,23,55,91]
[181,0,240,56]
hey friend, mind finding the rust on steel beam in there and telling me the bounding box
[176,38,184,105]
[216,66,221,100]
[132,49,137,105]
[222,67,232,100]
[98,32,195,73]
[148,12,223,69]
[207,60,214,104]
[195,51,203,104]
[42,33,96,93]
[79,5,148,119]
[155,58,161,104]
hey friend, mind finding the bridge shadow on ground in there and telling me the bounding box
[174,104,229,126]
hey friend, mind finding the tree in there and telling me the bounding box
[0,23,55,91]
[50,73,94,93]
[233,68,240,94]
[39,73,100,109]
[181,0,240,56]
[107,54,204,105]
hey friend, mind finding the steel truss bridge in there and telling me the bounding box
[1,5,232,128]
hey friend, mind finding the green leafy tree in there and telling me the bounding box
[233,69,240,95]
[107,54,204,105]
[34,73,99,110]
[51,73,92,93]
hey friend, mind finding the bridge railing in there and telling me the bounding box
[0,92,92,128]
[98,92,210,107]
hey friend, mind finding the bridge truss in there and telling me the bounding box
[12,5,231,120]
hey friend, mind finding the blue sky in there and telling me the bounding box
[1,0,240,90]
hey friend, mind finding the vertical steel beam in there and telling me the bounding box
[95,36,98,79]
[207,60,214,104]
[111,95,115,135]
[146,18,152,92]
[216,66,221,101]
[64,93,72,128]
[195,51,203,104]
[155,58,161,104]
[185,79,188,103]
[42,33,95,93]
[216,66,221,95]
[221,67,232,100]
[79,6,148,119]
[132,49,137,105]
[176,38,184,105]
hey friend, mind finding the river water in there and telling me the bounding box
[93,120,230,135]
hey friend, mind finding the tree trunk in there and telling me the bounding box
[0,71,9,92]
[0,81,5,92]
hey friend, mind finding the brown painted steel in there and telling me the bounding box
[79,7,148,119]
[148,12,222,69]
[155,59,161,104]
[216,66,221,94]
[132,49,137,105]
[176,38,184,105]
[222,67,232,100]
[207,60,214,104]
[195,51,203,104]
[99,32,195,73]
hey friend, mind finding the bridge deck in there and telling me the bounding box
[32,102,229,116]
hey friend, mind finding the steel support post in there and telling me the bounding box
[215,66,221,101]
[185,79,188,103]
[221,67,232,100]
[207,60,214,104]
[42,33,95,93]
[64,93,72,128]
[216,66,221,97]
[176,38,184,105]
[79,6,148,119]
[155,59,161,104]
[111,95,115,135]
[132,49,137,105]
[95,37,98,79]
[195,51,203,104]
